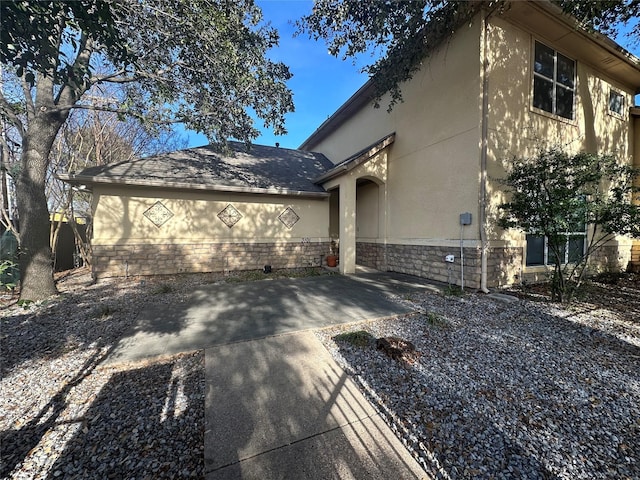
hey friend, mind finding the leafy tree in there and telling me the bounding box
[557,1,640,44]
[299,1,639,110]
[46,84,187,270]
[0,0,293,300]
[297,0,486,109]
[499,148,640,303]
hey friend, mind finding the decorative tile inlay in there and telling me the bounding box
[218,204,242,228]
[278,206,300,229]
[143,201,174,227]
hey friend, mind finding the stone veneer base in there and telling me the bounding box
[92,240,634,284]
[92,241,330,278]
[356,242,522,289]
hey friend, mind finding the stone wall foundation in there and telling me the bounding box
[358,242,523,290]
[92,241,329,278]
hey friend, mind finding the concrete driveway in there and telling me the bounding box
[105,269,435,479]
[106,269,438,365]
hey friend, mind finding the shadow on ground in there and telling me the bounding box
[204,331,423,479]
[331,291,640,479]
[105,271,435,364]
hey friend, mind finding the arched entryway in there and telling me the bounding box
[356,178,384,269]
[317,134,394,274]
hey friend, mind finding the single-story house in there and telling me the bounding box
[61,0,640,288]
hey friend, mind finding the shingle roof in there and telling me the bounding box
[313,133,395,184]
[61,142,334,197]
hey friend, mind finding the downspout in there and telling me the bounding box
[479,9,491,293]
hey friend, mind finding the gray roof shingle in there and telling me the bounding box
[67,142,334,196]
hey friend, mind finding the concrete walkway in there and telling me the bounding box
[106,269,436,479]
[204,331,427,479]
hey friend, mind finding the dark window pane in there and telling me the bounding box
[546,234,567,265]
[609,91,624,114]
[533,77,553,113]
[556,86,574,119]
[547,245,566,265]
[556,53,575,88]
[568,236,585,263]
[526,234,545,266]
[534,42,554,78]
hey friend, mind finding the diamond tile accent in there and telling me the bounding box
[143,201,174,227]
[218,204,242,228]
[278,207,300,229]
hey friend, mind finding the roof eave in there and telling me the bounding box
[313,133,395,184]
[506,0,640,93]
[56,173,330,199]
[300,0,640,152]
[299,80,377,151]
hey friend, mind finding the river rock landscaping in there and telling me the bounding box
[1,268,638,479]
[318,274,639,479]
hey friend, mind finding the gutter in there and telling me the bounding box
[56,173,330,199]
[313,133,395,184]
[479,9,491,294]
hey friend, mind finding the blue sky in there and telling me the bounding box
[183,0,640,150]
[184,0,369,149]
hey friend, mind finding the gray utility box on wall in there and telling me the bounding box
[460,212,472,225]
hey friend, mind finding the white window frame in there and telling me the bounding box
[532,40,576,120]
[526,231,586,267]
[608,89,625,118]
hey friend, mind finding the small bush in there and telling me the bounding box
[93,303,117,318]
[333,330,375,348]
[425,311,447,327]
[0,260,18,290]
[593,271,626,285]
[444,285,463,296]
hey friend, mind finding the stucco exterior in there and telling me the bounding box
[90,185,331,277]
[62,1,640,285]
[302,2,640,288]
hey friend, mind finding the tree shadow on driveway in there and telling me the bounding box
[105,272,434,365]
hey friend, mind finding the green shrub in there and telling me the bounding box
[425,311,447,327]
[93,303,117,318]
[444,285,463,296]
[152,283,174,294]
[333,330,375,348]
[0,260,18,290]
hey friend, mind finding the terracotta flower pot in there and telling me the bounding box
[326,254,338,267]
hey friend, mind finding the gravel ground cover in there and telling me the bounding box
[1,269,209,480]
[0,266,330,479]
[317,275,639,479]
[2,268,638,479]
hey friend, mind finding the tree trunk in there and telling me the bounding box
[16,116,66,301]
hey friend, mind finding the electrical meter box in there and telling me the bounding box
[459,212,472,225]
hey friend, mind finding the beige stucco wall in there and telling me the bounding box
[484,15,637,277]
[90,185,332,277]
[311,19,483,244]
[631,113,640,271]
[308,9,638,286]
[92,185,330,245]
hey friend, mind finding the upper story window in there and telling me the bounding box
[609,90,625,116]
[532,41,576,120]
